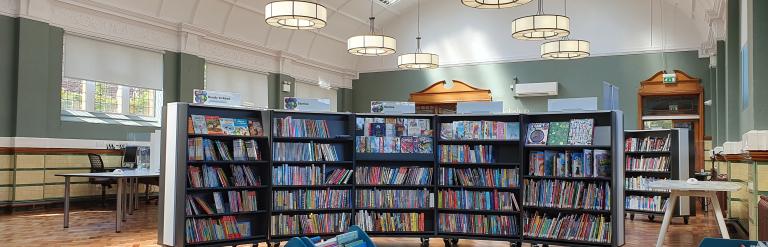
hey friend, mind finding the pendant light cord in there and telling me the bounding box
[369,0,375,34]
[537,0,544,15]
[562,0,569,39]
[416,0,421,51]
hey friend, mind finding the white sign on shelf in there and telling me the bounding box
[284,97,331,112]
[193,89,242,107]
[456,101,504,114]
[370,101,415,114]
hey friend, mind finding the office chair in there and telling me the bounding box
[87,153,116,206]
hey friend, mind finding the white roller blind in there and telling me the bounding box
[294,81,338,112]
[63,35,163,90]
[205,64,269,108]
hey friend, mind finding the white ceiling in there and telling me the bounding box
[3,0,726,77]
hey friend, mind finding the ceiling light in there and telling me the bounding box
[461,0,533,9]
[511,0,569,40]
[541,39,590,59]
[348,0,396,56]
[540,0,590,60]
[265,1,327,30]
[398,0,439,69]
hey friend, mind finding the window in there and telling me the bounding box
[61,78,162,124]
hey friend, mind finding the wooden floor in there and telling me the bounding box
[0,203,725,247]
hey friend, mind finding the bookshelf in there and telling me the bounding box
[353,113,437,247]
[623,129,693,224]
[161,103,271,247]
[435,114,523,247]
[269,110,356,245]
[521,111,625,247]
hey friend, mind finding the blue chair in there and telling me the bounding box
[285,226,375,247]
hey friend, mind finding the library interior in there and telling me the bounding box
[1,0,767,247]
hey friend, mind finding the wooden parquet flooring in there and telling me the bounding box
[0,203,725,247]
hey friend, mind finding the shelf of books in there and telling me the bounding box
[521,111,624,247]
[161,103,271,247]
[270,110,356,244]
[353,114,437,244]
[623,129,693,223]
[434,114,522,245]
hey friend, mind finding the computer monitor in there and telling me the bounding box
[123,146,138,168]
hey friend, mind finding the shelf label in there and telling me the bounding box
[457,101,503,114]
[370,101,415,114]
[284,97,331,112]
[193,89,242,107]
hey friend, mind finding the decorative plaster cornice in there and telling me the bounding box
[700,0,726,57]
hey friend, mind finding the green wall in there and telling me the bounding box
[352,50,711,130]
[725,0,741,141]
[753,0,768,129]
[0,15,17,137]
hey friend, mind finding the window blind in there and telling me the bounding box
[294,81,338,112]
[63,35,163,90]
[205,64,269,108]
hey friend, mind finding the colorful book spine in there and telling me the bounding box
[439,145,494,163]
[272,117,331,138]
[438,213,518,236]
[625,156,670,171]
[523,213,611,243]
[272,164,352,185]
[356,189,434,209]
[438,168,518,188]
[185,216,251,243]
[625,195,668,212]
[355,166,432,185]
[272,142,340,161]
[270,213,351,236]
[440,121,520,140]
[624,134,671,152]
[523,179,611,210]
[230,165,261,187]
[356,210,425,232]
[187,165,230,188]
[625,176,670,192]
[437,189,519,211]
[355,136,433,154]
[272,190,351,210]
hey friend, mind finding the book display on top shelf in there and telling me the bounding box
[623,129,693,223]
[521,111,624,247]
[270,111,356,241]
[163,103,271,247]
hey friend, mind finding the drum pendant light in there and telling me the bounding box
[511,0,569,40]
[398,0,439,69]
[347,0,397,56]
[540,0,590,59]
[461,0,533,9]
[265,1,327,30]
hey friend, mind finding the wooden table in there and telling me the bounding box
[650,180,742,247]
[56,170,159,233]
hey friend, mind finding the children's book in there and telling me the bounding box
[507,122,520,140]
[543,150,557,176]
[191,115,207,134]
[401,136,415,153]
[440,123,454,140]
[556,152,568,176]
[418,137,433,154]
[547,122,570,146]
[526,123,550,145]
[583,149,593,177]
[454,122,466,140]
[530,151,545,176]
[220,118,236,135]
[233,119,249,136]
[594,149,611,177]
[568,119,595,145]
[249,120,263,136]
[570,152,584,177]
[205,116,224,135]
[371,123,386,137]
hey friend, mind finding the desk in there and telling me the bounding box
[56,170,160,233]
[650,180,742,247]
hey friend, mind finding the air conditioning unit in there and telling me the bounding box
[514,82,558,97]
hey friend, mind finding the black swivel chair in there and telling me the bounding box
[88,153,116,206]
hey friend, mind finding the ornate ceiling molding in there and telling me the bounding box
[700,0,726,57]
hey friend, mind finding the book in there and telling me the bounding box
[271,213,351,236]
[248,120,263,136]
[438,189,519,211]
[273,164,352,186]
[272,142,339,161]
[185,216,251,243]
[205,116,224,135]
[191,115,208,134]
[543,150,556,176]
[626,195,667,212]
[523,213,611,243]
[529,151,545,176]
[273,117,330,138]
[594,149,611,177]
[220,118,236,135]
[523,179,611,210]
[438,167,519,187]
[356,189,433,208]
[440,123,454,140]
[556,152,568,176]
[272,189,352,210]
[568,119,594,145]
[570,152,584,177]
[439,214,517,236]
[187,117,194,134]
[526,123,549,145]
[232,119,249,136]
[357,166,433,185]
[357,210,425,232]
[583,149,594,177]
[547,122,570,146]
[441,121,520,140]
[439,145,494,163]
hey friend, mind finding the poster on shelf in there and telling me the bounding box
[283,97,331,112]
[370,101,415,114]
[456,101,503,114]
[192,89,242,107]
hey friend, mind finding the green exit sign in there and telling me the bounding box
[662,73,677,83]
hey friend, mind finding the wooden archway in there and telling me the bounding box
[638,70,705,170]
[409,80,492,114]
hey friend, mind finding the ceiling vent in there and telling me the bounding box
[377,0,400,6]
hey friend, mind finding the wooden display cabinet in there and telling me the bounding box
[638,70,705,171]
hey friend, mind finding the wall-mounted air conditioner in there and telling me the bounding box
[514,82,558,97]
